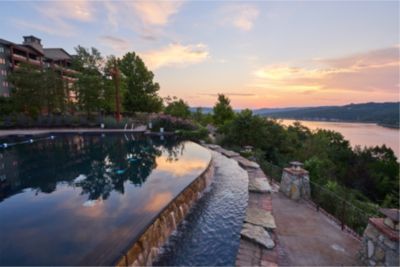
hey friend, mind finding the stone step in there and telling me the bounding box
[218,148,240,158]
[249,177,272,193]
[241,223,275,249]
[235,157,260,169]
[245,207,276,229]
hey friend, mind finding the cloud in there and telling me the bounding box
[14,19,75,37]
[103,0,119,30]
[141,43,209,70]
[98,35,130,54]
[222,4,259,31]
[199,93,256,97]
[252,46,399,94]
[39,0,94,22]
[14,0,95,36]
[143,192,173,212]
[129,0,184,26]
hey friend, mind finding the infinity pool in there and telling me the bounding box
[0,134,211,266]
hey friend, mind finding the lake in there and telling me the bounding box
[280,120,399,160]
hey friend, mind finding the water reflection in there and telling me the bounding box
[0,135,211,266]
[0,134,185,202]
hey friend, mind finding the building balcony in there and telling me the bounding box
[53,64,78,75]
[12,54,42,66]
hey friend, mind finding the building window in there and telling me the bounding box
[0,47,4,53]
[2,81,8,87]
[0,58,5,64]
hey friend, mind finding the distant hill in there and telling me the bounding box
[190,102,399,128]
[189,107,214,114]
[256,102,399,128]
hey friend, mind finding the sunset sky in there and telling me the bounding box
[1,0,399,108]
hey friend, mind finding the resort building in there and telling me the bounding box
[0,35,77,99]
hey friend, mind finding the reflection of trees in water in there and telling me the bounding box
[77,137,163,200]
[0,134,183,202]
[154,138,186,163]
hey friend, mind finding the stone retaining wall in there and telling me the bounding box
[360,218,399,266]
[114,159,214,267]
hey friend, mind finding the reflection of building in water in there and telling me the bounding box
[0,148,20,201]
[0,135,182,203]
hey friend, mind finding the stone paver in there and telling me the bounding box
[245,207,276,229]
[234,158,278,266]
[249,177,272,193]
[241,223,275,249]
[272,191,362,266]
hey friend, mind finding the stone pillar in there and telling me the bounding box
[360,208,399,267]
[279,161,310,201]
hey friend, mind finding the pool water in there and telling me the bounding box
[154,151,249,266]
[0,134,211,266]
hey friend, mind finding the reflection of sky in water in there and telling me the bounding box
[0,135,211,266]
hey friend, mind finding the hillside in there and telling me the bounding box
[256,102,399,128]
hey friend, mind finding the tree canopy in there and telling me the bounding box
[213,94,235,125]
[164,96,190,118]
[7,63,65,117]
[119,52,163,113]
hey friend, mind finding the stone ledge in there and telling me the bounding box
[245,207,276,229]
[249,177,272,193]
[241,223,275,249]
[369,218,400,241]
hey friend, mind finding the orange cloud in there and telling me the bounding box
[144,192,173,212]
[252,46,399,94]
[130,0,184,26]
[141,43,209,70]
[155,156,208,177]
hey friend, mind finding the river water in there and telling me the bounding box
[280,120,399,160]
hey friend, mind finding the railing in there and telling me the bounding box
[259,160,283,183]
[258,159,373,236]
[309,180,373,236]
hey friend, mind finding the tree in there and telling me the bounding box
[119,52,163,113]
[41,68,65,114]
[72,46,111,115]
[164,96,190,118]
[213,94,235,125]
[8,63,66,116]
[8,63,43,116]
[0,96,14,116]
[72,46,104,73]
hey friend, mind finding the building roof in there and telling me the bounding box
[0,38,14,46]
[23,35,42,42]
[43,48,72,61]
[21,45,44,56]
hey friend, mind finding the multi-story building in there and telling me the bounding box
[0,35,77,99]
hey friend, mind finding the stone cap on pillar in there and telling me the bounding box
[369,218,399,241]
[284,161,308,175]
[379,208,400,223]
[290,161,303,169]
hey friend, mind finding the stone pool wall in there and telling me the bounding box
[114,158,214,267]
